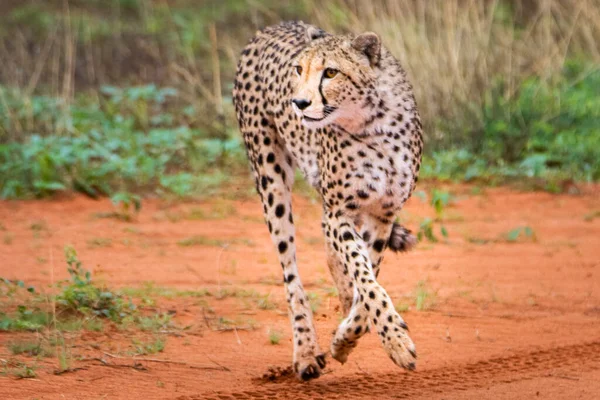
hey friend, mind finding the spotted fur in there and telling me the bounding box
[233,21,423,381]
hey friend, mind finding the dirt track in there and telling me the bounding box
[1,185,599,399]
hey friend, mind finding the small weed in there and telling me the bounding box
[584,210,600,222]
[57,342,73,372]
[135,313,173,332]
[503,226,536,243]
[30,221,47,231]
[131,336,165,355]
[177,236,254,247]
[187,203,237,220]
[8,340,50,357]
[110,192,142,221]
[177,236,227,247]
[417,218,447,243]
[0,306,49,331]
[395,302,410,313]
[214,287,259,300]
[268,329,282,345]
[3,233,14,245]
[415,281,436,311]
[87,237,112,248]
[55,246,135,321]
[123,226,141,234]
[84,318,104,332]
[467,236,492,245]
[431,189,453,220]
[258,275,280,286]
[15,363,37,379]
[257,294,277,310]
[324,286,338,298]
[307,292,321,314]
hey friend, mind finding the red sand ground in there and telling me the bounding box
[0,184,599,399]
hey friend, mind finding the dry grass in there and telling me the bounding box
[307,0,600,146]
[1,0,599,152]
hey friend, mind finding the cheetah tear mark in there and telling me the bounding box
[179,340,600,400]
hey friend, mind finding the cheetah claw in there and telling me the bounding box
[294,353,327,381]
[383,324,417,371]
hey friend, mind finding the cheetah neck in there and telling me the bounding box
[362,51,417,140]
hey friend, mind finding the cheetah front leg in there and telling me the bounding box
[243,126,325,381]
[322,216,354,315]
[324,210,416,369]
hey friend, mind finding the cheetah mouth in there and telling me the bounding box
[302,115,327,122]
[302,106,337,124]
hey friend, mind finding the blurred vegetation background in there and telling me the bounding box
[0,0,599,199]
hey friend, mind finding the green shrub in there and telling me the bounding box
[0,85,247,199]
[55,246,135,321]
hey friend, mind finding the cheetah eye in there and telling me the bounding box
[324,68,338,79]
[294,65,303,75]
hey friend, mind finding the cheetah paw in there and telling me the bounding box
[294,353,326,381]
[330,337,358,364]
[382,321,417,371]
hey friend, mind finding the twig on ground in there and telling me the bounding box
[79,357,147,371]
[99,352,231,372]
[214,326,256,332]
[54,367,88,375]
[203,354,231,372]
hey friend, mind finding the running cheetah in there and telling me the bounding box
[233,21,423,381]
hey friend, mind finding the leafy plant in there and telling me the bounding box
[8,340,50,357]
[504,226,536,243]
[55,246,135,321]
[130,336,165,355]
[417,217,448,243]
[0,306,49,332]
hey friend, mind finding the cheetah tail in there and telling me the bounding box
[388,223,417,253]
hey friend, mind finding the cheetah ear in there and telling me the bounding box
[306,26,326,43]
[352,32,381,67]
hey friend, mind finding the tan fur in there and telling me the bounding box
[233,21,423,381]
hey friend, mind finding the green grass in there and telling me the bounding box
[395,302,410,313]
[8,340,51,357]
[130,336,165,356]
[87,237,113,248]
[307,292,322,314]
[584,210,600,222]
[268,329,283,345]
[503,226,537,243]
[256,294,277,310]
[415,281,437,311]
[135,313,174,332]
[0,0,598,199]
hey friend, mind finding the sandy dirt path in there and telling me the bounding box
[1,185,599,399]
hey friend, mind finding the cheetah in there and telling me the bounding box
[233,21,423,381]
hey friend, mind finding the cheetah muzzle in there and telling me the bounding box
[233,21,423,381]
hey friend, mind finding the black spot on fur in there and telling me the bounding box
[275,204,285,218]
[278,241,288,253]
[373,239,386,252]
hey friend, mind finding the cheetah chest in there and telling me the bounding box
[317,130,415,216]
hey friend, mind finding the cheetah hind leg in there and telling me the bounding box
[324,213,417,370]
[330,219,417,357]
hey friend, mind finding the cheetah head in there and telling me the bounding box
[291,27,382,133]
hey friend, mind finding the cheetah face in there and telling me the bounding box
[291,32,381,133]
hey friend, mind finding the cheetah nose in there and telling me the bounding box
[292,98,312,110]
